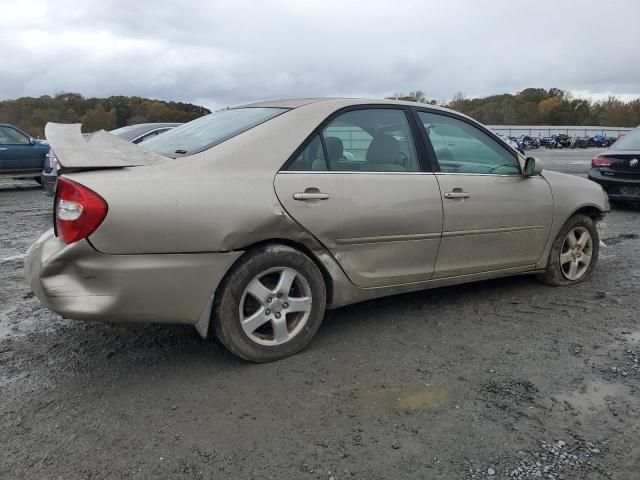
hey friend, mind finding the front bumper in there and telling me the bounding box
[588,169,640,201]
[25,230,243,325]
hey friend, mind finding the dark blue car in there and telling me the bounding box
[0,124,49,183]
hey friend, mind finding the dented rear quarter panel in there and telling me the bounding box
[68,101,349,255]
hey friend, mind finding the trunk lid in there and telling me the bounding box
[45,123,168,171]
[598,151,640,179]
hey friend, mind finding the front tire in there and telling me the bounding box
[213,244,326,362]
[537,214,599,286]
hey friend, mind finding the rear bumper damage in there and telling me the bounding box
[25,230,242,328]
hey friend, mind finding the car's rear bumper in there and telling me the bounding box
[588,170,640,201]
[24,230,243,326]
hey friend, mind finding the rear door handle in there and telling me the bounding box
[293,192,330,201]
[443,191,470,199]
[0,147,7,151]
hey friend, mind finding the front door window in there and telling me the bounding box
[417,111,520,175]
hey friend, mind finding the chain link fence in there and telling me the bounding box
[488,125,633,137]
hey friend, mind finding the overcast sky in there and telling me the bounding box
[3,0,639,109]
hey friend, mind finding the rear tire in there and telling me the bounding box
[537,214,599,286]
[213,244,326,362]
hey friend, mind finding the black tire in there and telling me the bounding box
[34,177,42,185]
[537,214,599,286]
[212,244,326,362]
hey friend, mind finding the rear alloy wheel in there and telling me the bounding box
[213,245,326,362]
[538,214,599,286]
[240,267,313,346]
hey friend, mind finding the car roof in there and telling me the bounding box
[237,97,456,113]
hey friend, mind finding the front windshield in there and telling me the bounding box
[142,107,287,157]
[610,127,640,151]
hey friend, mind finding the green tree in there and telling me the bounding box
[80,104,116,132]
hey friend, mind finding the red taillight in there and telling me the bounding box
[591,156,614,168]
[55,178,107,244]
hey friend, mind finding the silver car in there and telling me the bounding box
[25,98,609,362]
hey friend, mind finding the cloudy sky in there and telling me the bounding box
[3,0,640,109]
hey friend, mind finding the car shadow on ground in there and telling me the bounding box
[319,274,537,335]
[5,274,540,381]
[0,183,42,192]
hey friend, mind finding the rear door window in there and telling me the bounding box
[288,135,327,171]
[321,108,420,172]
[322,108,420,172]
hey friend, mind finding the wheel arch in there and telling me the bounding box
[230,238,335,304]
[196,238,337,340]
[569,204,606,222]
[535,203,605,271]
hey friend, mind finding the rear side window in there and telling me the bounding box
[142,107,287,157]
[417,111,520,175]
[288,135,327,171]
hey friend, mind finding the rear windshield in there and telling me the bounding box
[610,127,640,151]
[141,107,287,157]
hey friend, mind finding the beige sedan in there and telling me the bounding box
[25,98,609,362]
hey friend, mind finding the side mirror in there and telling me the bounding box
[524,157,543,176]
[29,137,37,145]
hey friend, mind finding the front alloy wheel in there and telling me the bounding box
[537,213,600,286]
[559,226,593,281]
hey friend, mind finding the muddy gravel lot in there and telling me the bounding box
[1,149,639,479]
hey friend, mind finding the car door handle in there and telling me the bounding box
[0,147,7,151]
[293,192,330,201]
[443,191,470,199]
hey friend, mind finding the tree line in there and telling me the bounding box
[390,88,640,127]
[0,92,211,138]
[2,88,638,139]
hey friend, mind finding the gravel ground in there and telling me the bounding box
[1,149,639,479]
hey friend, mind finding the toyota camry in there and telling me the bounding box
[25,98,610,362]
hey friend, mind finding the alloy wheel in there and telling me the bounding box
[239,267,312,346]
[559,226,593,281]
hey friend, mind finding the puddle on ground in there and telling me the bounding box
[555,380,621,413]
[350,385,448,410]
[622,331,640,343]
